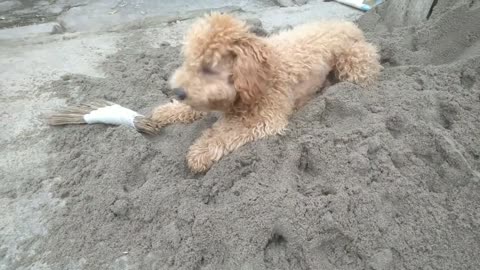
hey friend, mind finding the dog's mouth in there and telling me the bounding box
[178,96,232,113]
[177,97,210,112]
[207,98,233,112]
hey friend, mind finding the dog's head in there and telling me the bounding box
[169,13,271,112]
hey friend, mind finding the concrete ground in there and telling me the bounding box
[0,0,361,269]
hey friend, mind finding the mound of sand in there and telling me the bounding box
[38,0,480,269]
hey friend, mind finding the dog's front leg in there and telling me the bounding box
[135,100,206,134]
[186,118,287,173]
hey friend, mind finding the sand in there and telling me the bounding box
[9,0,480,269]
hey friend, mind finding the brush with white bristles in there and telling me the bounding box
[46,100,159,135]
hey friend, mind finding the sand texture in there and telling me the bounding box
[10,0,480,269]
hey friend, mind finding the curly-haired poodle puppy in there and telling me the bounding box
[137,13,381,173]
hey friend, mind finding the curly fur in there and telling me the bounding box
[137,13,381,173]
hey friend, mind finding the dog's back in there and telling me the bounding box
[267,21,381,86]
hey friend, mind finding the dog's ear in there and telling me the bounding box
[231,38,271,105]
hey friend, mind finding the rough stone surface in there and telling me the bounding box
[0,1,22,13]
[274,0,309,7]
[274,0,296,7]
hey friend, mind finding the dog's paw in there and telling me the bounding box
[186,147,216,173]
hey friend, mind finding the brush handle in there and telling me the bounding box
[83,104,141,127]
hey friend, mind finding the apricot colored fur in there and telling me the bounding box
[137,13,381,173]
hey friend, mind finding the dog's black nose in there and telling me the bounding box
[174,88,187,100]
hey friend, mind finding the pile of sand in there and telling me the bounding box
[36,0,480,269]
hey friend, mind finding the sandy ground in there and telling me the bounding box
[1,0,480,269]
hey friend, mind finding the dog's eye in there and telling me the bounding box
[201,66,216,75]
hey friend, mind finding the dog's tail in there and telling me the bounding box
[334,39,382,86]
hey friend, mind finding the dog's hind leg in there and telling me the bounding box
[334,40,382,86]
[134,100,206,134]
